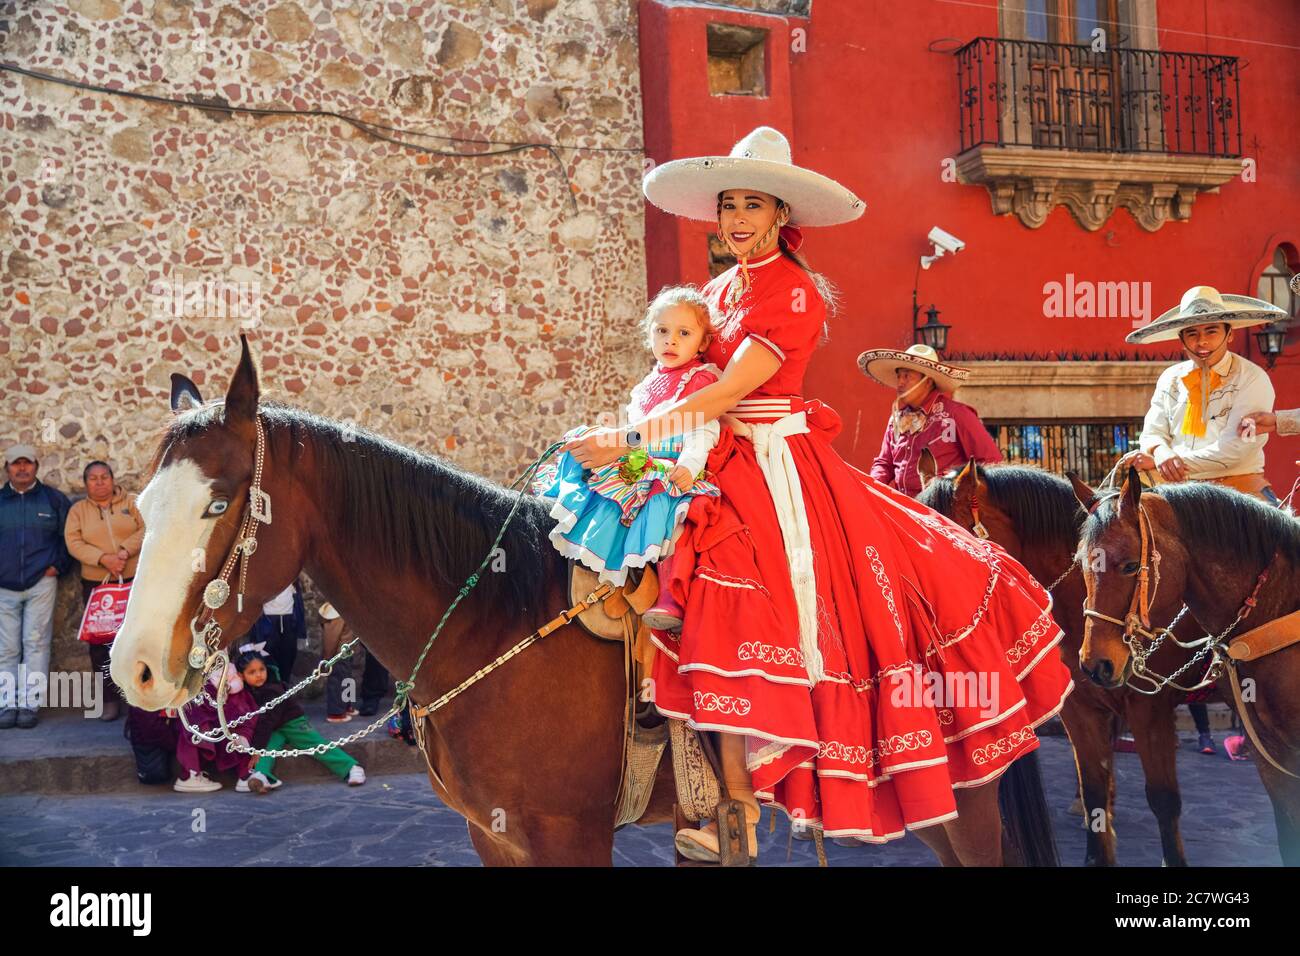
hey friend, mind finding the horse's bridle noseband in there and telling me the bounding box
[1082,501,1165,648]
[186,414,272,672]
[1081,498,1273,692]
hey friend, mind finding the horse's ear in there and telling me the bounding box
[1118,465,1143,516]
[170,373,203,413]
[1066,470,1100,513]
[918,447,939,489]
[953,458,986,496]
[223,334,260,427]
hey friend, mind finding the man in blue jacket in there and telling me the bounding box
[0,444,72,729]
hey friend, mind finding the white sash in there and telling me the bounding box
[732,410,823,684]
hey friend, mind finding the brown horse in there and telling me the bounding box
[111,339,1056,866]
[1073,467,1300,866]
[918,459,1207,866]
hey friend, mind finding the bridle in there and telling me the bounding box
[186,414,272,673]
[176,414,280,746]
[966,491,1076,592]
[1081,498,1272,696]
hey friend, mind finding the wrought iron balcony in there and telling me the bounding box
[955,36,1242,159]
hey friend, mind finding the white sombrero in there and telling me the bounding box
[1126,285,1286,344]
[856,344,970,393]
[643,126,866,227]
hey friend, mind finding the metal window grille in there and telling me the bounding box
[956,37,1242,158]
[985,419,1143,483]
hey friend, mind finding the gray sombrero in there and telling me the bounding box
[856,344,970,393]
[1126,285,1286,344]
[643,126,866,227]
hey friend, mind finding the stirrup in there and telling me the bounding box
[674,802,758,864]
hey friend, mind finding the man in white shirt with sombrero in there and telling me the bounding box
[1125,285,1284,503]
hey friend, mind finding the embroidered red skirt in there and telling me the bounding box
[650,401,1074,841]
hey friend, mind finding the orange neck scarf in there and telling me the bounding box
[1179,360,1225,437]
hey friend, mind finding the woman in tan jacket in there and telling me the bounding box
[64,461,145,720]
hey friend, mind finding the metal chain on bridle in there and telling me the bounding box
[177,414,566,758]
[1080,498,1272,697]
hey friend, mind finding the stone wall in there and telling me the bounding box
[0,0,647,672]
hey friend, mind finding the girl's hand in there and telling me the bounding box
[561,428,626,469]
[668,465,694,492]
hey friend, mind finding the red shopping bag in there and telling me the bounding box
[77,578,132,644]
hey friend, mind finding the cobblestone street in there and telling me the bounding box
[0,735,1282,867]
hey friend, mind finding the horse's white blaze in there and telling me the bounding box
[110,459,218,709]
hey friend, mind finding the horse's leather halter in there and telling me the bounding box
[1082,500,1296,777]
[186,415,272,672]
[1081,502,1166,646]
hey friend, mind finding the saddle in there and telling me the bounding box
[566,562,733,846]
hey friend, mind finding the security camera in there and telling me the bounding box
[920,226,966,269]
[928,227,965,255]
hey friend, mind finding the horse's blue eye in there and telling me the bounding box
[1121,561,1139,575]
[205,500,229,517]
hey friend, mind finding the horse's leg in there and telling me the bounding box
[1255,760,1300,867]
[522,813,616,867]
[942,781,1004,866]
[1126,692,1187,866]
[1061,693,1119,865]
[467,819,530,867]
[912,822,962,866]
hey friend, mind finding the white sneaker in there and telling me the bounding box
[347,765,366,786]
[235,776,251,793]
[246,771,281,794]
[173,771,221,793]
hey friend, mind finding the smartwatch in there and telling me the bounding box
[625,428,643,449]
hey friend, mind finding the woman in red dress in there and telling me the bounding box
[564,127,1074,862]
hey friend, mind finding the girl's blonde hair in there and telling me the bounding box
[641,285,720,353]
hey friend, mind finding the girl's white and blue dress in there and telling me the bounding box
[534,358,723,585]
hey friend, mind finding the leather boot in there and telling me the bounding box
[675,732,761,863]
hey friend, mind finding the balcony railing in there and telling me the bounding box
[956,37,1242,159]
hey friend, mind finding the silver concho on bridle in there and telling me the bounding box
[186,416,272,672]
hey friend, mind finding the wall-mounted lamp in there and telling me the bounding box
[1253,321,1288,369]
[914,304,951,352]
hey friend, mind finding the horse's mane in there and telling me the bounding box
[917,464,1084,549]
[159,402,560,612]
[1082,482,1300,570]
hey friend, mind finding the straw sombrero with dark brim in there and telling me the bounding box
[1126,285,1286,344]
[643,126,866,227]
[856,344,970,393]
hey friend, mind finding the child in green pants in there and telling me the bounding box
[235,651,366,793]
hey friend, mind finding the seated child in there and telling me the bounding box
[173,661,258,793]
[535,285,724,631]
[234,650,366,793]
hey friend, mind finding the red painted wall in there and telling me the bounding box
[639,0,1300,493]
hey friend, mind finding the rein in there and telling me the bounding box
[178,417,573,758]
[962,492,1075,592]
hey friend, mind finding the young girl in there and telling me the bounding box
[536,285,724,630]
[173,661,258,793]
[234,650,365,793]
